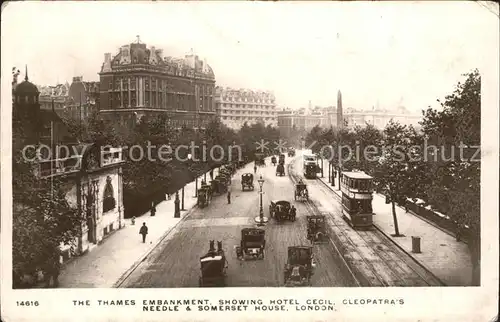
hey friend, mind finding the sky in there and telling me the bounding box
[2,1,498,112]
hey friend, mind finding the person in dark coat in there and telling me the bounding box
[227,190,231,204]
[139,223,148,243]
[150,202,156,216]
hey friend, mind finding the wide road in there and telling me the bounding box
[120,157,356,287]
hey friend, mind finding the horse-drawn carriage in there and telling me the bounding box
[255,153,266,167]
[271,156,277,166]
[306,215,327,243]
[211,176,228,195]
[235,228,266,260]
[276,163,285,176]
[241,173,254,191]
[269,200,296,222]
[197,185,211,208]
[279,154,285,164]
[294,182,309,201]
[199,241,228,287]
[283,246,316,287]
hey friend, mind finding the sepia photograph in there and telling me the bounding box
[1,1,498,321]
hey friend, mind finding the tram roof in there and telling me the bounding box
[342,171,373,179]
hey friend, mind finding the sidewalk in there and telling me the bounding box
[318,174,473,286]
[58,174,201,288]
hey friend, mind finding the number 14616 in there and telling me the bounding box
[16,301,39,306]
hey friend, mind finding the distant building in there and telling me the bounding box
[12,68,125,264]
[343,106,421,129]
[278,91,422,138]
[215,86,277,130]
[98,37,216,129]
[36,77,100,123]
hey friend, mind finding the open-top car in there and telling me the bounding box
[197,186,211,208]
[235,228,266,260]
[269,200,296,222]
[284,246,316,287]
[276,163,285,176]
[241,173,254,191]
[306,215,327,243]
[199,241,228,287]
[294,183,308,201]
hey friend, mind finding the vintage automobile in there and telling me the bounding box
[276,163,285,176]
[279,154,285,164]
[294,182,309,201]
[271,156,277,166]
[283,246,316,287]
[269,200,296,222]
[241,173,254,191]
[306,215,327,243]
[235,228,266,260]
[199,241,228,287]
[197,186,211,208]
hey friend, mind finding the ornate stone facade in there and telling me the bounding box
[99,38,216,129]
[215,86,277,130]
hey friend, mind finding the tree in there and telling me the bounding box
[12,151,82,288]
[350,123,384,173]
[373,120,424,237]
[420,69,481,285]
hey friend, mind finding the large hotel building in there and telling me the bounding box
[98,37,216,128]
[215,86,277,130]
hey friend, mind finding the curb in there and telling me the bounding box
[113,204,199,288]
[317,177,447,286]
[372,223,446,286]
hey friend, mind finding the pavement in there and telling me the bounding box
[317,170,473,286]
[58,170,210,288]
[119,157,357,287]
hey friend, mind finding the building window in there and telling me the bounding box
[103,176,116,213]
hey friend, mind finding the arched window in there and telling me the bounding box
[103,176,116,213]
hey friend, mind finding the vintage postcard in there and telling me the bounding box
[1,1,498,321]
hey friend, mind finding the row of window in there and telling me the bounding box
[341,196,373,214]
[109,77,213,95]
[221,116,275,121]
[218,103,275,109]
[221,96,274,104]
[219,109,276,115]
[108,92,213,111]
[341,177,372,191]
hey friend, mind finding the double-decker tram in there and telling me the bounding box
[340,171,374,229]
[303,153,318,179]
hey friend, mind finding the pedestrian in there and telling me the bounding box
[150,202,156,216]
[254,164,257,174]
[131,216,136,225]
[227,190,231,204]
[167,193,172,200]
[139,223,148,243]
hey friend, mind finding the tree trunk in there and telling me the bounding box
[391,200,401,236]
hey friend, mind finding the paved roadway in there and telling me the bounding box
[120,157,356,287]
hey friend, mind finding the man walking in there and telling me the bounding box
[139,222,148,243]
[227,190,231,204]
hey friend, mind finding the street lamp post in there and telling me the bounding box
[174,191,181,218]
[188,153,198,198]
[254,176,268,226]
[181,185,185,210]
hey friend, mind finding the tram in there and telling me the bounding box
[303,153,318,179]
[340,171,374,229]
